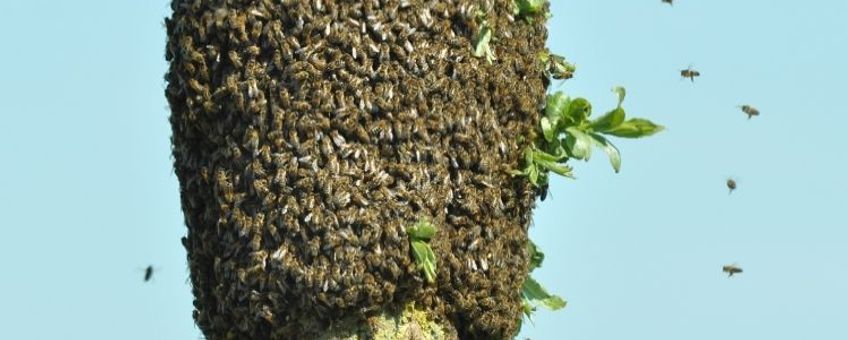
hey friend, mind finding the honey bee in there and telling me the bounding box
[722,263,743,277]
[330,131,347,148]
[680,66,700,82]
[243,127,260,155]
[309,53,327,70]
[143,265,155,282]
[662,0,673,5]
[738,105,760,119]
[250,233,262,251]
[293,71,310,82]
[292,101,311,112]
[726,178,737,194]
[537,183,550,201]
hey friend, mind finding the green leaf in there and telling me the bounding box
[514,0,546,17]
[536,172,550,186]
[590,133,622,173]
[588,87,626,132]
[604,118,665,138]
[590,107,626,133]
[408,219,438,283]
[565,127,593,160]
[531,147,563,163]
[411,241,437,283]
[523,276,566,311]
[545,92,570,123]
[528,164,539,186]
[531,147,573,178]
[473,23,496,64]
[540,117,556,142]
[546,54,575,80]
[546,140,568,160]
[527,241,545,272]
[407,219,436,241]
[611,86,626,107]
[538,50,550,64]
[534,158,574,178]
[565,97,592,123]
[522,300,536,320]
[521,242,564,324]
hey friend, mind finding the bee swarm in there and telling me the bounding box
[165,0,547,338]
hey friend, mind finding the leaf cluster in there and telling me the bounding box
[472,14,496,64]
[407,219,438,284]
[513,87,664,187]
[513,0,551,22]
[539,51,575,80]
[520,241,566,324]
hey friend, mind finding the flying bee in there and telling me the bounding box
[738,105,760,119]
[662,0,673,5]
[143,265,156,282]
[680,66,700,82]
[722,263,743,277]
[726,177,737,194]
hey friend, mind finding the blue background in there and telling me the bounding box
[1,1,845,339]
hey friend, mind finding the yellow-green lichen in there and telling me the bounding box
[372,302,446,340]
[310,302,448,340]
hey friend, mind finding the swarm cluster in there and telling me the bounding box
[165,0,548,338]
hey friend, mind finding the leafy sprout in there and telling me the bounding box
[527,239,545,272]
[513,0,550,22]
[509,145,574,188]
[513,86,664,187]
[510,1,663,334]
[407,218,438,284]
[521,241,566,322]
[472,20,496,64]
[539,51,576,80]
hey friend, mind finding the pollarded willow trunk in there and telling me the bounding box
[165,0,548,338]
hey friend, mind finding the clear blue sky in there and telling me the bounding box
[0,1,845,339]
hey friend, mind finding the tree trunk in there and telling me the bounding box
[165,0,548,338]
